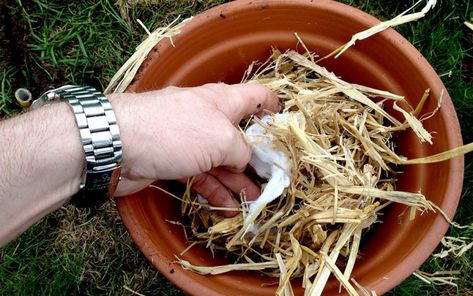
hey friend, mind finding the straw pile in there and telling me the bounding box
[177,48,440,296]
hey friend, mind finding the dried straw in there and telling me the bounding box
[412,270,460,287]
[175,48,445,295]
[434,236,473,259]
[319,0,437,61]
[465,21,473,31]
[104,16,191,95]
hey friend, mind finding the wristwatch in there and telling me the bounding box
[32,85,122,207]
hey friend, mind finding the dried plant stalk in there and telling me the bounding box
[412,270,460,287]
[465,21,473,31]
[175,48,444,295]
[319,0,438,60]
[104,16,191,94]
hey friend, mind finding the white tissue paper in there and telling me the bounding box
[243,114,292,234]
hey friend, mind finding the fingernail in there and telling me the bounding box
[222,209,239,218]
[221,200,239,218]
[224,200,237,209]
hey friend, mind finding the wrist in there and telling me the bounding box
[107,92,147,180]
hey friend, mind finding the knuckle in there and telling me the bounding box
[191,175,226,207]
[192,173,211,189]
[219,125,251,166]
[206,189,225,207]
[220,126,239,149]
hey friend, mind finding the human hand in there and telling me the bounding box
[109,83,280,216]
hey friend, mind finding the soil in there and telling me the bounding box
[0,0,22,90]
[0,0,68,98]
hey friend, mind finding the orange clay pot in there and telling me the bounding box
[116,1,464,295]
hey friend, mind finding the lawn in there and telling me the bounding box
[0,0,471,295]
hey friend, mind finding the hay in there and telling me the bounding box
[412,270,460,287]
[319,0,437,60]
[465,21,473,31]
[176,48,441,295]
[434,236,473,259]
[104,16,191,94]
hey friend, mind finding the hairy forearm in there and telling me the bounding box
[0,83,278,246]
[0,102,83,246]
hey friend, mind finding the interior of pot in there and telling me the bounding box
[116,1,464,295]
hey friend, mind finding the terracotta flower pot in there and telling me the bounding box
[116,0,464,295]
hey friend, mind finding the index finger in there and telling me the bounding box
[205,83,280,124]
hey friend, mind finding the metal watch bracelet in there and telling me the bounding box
[32,85,122,207]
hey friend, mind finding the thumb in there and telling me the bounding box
[219,122,252,173]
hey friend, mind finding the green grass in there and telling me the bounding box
[0,203,182,295]
[0,0,472,295]
[0,67,18,117]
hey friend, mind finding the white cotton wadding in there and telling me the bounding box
[243,114,292,235]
